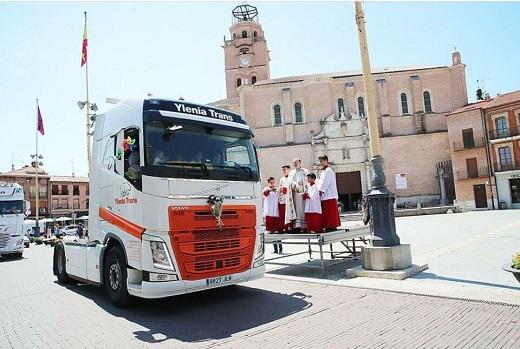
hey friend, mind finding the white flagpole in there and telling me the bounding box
[35,99,40,236]
[84,11,91,174]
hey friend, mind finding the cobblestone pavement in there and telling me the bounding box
[1,210,519,348]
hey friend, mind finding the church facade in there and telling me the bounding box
[210,5,468,210]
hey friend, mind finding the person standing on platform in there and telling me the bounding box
[278,165,292,233]
[303,173,323,234]
[286,158,309,233]
[263,176,282,254]
[317,155,341,232]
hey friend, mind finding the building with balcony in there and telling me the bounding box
[447,89,520,210]
[0,164,50,217]
[0,165,90,218]
[49,176,89,218]
[446,100,495,209]
[483,90,520,209]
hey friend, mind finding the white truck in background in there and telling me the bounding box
[0,181,31,258]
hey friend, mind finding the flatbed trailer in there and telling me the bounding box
[264,225,370,269]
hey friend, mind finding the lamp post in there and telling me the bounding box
[30,153,43,237]
[78,101,97,172]
[354,2,400,247]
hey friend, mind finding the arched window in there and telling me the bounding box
[294,102,303,123]
[400,93,409,115]
[241,30,247,38]
[239,48,249,54]
[337,98,345,116]
[251,76,257,84]
[423,91,432,113]
[273,104,282,126]
[253,31,258,37]
[357,96,365,117]
[233,33,236,40]
[236,78,242,88]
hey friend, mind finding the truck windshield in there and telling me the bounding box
[0,200,23,215]
[142,117,260,181]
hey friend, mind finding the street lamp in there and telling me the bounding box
[78,101,97,170]
[354,2,414,273]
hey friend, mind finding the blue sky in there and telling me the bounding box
[1,1,519,177]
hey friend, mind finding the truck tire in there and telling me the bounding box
[104,246,132,307]
[54,243,71,283]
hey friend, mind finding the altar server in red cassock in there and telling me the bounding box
[317,155,341,231]
[303,173,323,233]
[278,165,292,233]
[263,176,282,253]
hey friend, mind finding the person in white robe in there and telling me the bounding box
[285,158,309,232]
[303,173,323,233]
[263,176,282,253]
[317,155,341,231]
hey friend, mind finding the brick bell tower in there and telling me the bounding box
[223,4,271,99]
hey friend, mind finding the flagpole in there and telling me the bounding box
[35,99,40,237]
[84,11,91,173]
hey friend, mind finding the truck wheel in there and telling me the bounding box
[104,246,132,307]
[54,243,71,283]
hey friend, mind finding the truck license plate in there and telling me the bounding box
[206,275,232,286]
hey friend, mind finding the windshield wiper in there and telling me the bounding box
[158,161,209,175]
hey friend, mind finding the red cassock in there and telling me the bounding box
[265,216,279,231]
[321,199,340,229]
[305,212,323,233]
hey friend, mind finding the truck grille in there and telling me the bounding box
[168,205,257,280]
[193,239,240,252]
[0,232,9,248]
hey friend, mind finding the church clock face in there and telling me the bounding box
[240,57,251,67]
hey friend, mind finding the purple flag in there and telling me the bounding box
[37,105,45,135]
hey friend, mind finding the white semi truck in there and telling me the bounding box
[53,97,265,307]
[0,181,31,258]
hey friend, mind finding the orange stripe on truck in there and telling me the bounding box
[98,206,145,239]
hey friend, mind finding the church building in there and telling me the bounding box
[210,4,468,210]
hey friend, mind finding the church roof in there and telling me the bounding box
[254,65,445,86]
[207,97,240,107]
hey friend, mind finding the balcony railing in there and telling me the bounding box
[493,159,520,172]
[452,137,485,151]
[456,167,489,180]
[489,125,520,140]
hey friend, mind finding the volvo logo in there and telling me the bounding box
[212,184,221,192]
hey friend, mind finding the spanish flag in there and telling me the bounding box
[81,16,88,67]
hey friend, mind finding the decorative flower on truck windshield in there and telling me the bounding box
[122,136,136,152]
[208,195,224,230]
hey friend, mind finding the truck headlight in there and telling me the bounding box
[150,241,174,270]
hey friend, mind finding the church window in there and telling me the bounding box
[251,76,257,84]
[241,30,247,38]
[337,98,345,116]
[357,96,365,117]
[236,78,242,88]
[294,102,303,123]
[400,93,410,115]
[423,91,432,113]
[273,104,282,126]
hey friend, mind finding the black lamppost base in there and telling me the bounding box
[368,155,400,247]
